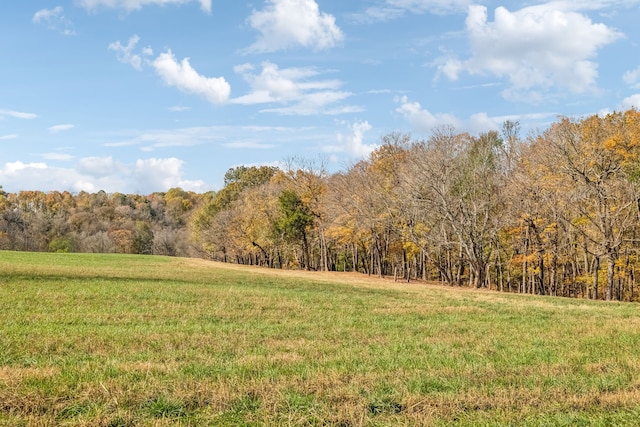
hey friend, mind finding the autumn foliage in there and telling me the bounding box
[3,110,640,301]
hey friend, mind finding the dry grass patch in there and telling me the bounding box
[0,366,60,385]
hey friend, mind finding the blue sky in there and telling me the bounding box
[2,0,640,194]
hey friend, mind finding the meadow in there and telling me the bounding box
[1,251,640,426]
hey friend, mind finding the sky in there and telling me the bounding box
[1,0,640,194]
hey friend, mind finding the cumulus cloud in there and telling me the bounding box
[4,161,48,175]
[395,96,462,132]
[232,61,359,115]
[134,158,207,193]
[48,124,75,133]
[354,0,472,22]
[0,156,208,194]
[0,109,38,120]
[0,162,59,191]
[233,62,334,104]
[77,156,122,178]
[438,4,622,101]
[109,37,229,105]
[622,94,640,110]
[325,120,377,158]
[78,0,211,13]
[33,6,76,36]
[6,158,112,193]
[153,50,231,104]
[245,0,343,53]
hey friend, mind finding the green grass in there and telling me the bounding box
[2,251,640,425]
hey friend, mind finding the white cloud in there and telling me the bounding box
[623,66,640,88]
[77,156,122,178]
[0,109,38,120]
[33,7,63,23]
[133,157,183,188]
[437,58,463,81]
[395,96,462,132]
[233,62,334,103]
[33,6,76,36]
[0,162,52,191]
[0,156,209,194]
[41,153,75,161]
[169,105,191,112]
[223,141,276,149]
[530,1,640,13]
[108,35,152,71]
[109,38,229,105]
[78,0,211,13]
[103,125,317,152]
[175,179,209,192]
[4,161,47,174]
[466,113,509,135]
[438,4,622,101]
[326,120,377,158]
[245,0,343,53]
[134,158,207,193]
[0,160,126,193]
[0,135,17,140]
[104,126,222,149]
[354,0,472,22]
[622,94,640,110]
[395,96,556,134]
[261,91,356,116]
[153,50,231,104]
[232,61,358,115]
[48,124,75,133]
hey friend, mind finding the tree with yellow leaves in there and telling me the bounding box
[538,110,640,300]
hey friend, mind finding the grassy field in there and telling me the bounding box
[1,252,640,426]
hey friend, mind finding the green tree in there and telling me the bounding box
[132,221,154,255]
[48,236,74,253]
[274,190,314,270]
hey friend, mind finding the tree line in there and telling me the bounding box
[3,110,640,301]
[0,187,201,257]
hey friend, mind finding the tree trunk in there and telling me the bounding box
[537,251,545,295]
[592,256,600,300]
[302,230,311,271]
[606,250,615,301]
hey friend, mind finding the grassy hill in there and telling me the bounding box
[1,251,640,426]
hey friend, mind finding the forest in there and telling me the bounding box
[2,109,640,301]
